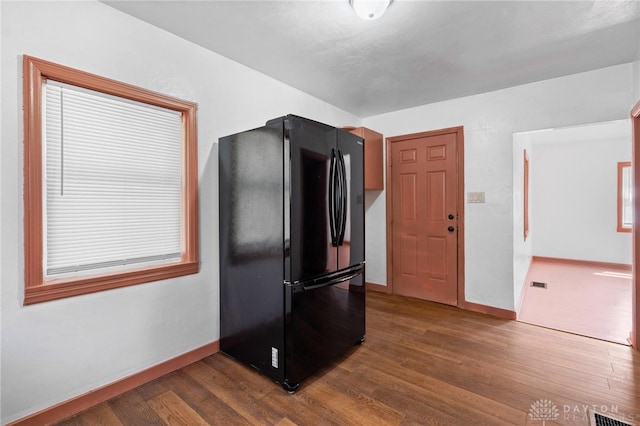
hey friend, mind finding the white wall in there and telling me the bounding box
[0,1,359,423]
[634,60,640,102]
[363,64,635,311]
[0,1,4,423]
[512,134,532,312]
[363,190,386,285]
[634,25,640,102]
[635,26,640,101]
[529,121,631,264]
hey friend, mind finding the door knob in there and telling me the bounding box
[447,226,455,233]
[448,214,455,220]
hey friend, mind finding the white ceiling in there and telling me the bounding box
[103,0,640,117]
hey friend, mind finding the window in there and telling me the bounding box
[23,56,199,304]
[617,161,632,233]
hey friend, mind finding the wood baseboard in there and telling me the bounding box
[8,341,219,426]
[365,282,389,293]
[532,256,632,271]
[461,301,516,320]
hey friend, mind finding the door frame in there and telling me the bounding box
[385,126,465,307]
[631,99,640,349]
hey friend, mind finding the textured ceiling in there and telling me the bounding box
[104,1,640,117]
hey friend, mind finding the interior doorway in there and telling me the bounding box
[385,127,465,306]
[513,119,633,345]
[519,257,632,344]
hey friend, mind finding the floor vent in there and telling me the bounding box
[530,281,547,289]
[590,410,636,426]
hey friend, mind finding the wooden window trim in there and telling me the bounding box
[617,161,632,234]
[524,149,529,241]
[23,55,199,305]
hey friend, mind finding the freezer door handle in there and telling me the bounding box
[300,265,363,291]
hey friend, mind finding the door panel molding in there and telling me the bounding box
[385,126,465,307]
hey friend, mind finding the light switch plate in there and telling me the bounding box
[467,192,485,203]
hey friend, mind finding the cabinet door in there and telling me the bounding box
[344,127,384,190]
[362,128,384,190]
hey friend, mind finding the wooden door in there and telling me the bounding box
[389,128,460,305]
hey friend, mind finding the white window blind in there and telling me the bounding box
[43,80,183,278]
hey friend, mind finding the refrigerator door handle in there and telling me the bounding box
[334,150,342,245]
[337,149,348,246]
[335,151,341,244]
[329,148,338,247]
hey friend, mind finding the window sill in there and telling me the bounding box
[24,260,200,305]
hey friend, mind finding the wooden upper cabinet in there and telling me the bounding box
[343,126,384,190]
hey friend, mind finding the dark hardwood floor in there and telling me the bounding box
[55,291,640,425]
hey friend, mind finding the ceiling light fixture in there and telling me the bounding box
[350,0,392,20]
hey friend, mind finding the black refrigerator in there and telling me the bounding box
[219,114,365,392]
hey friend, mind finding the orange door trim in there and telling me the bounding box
[631,99,640,349]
